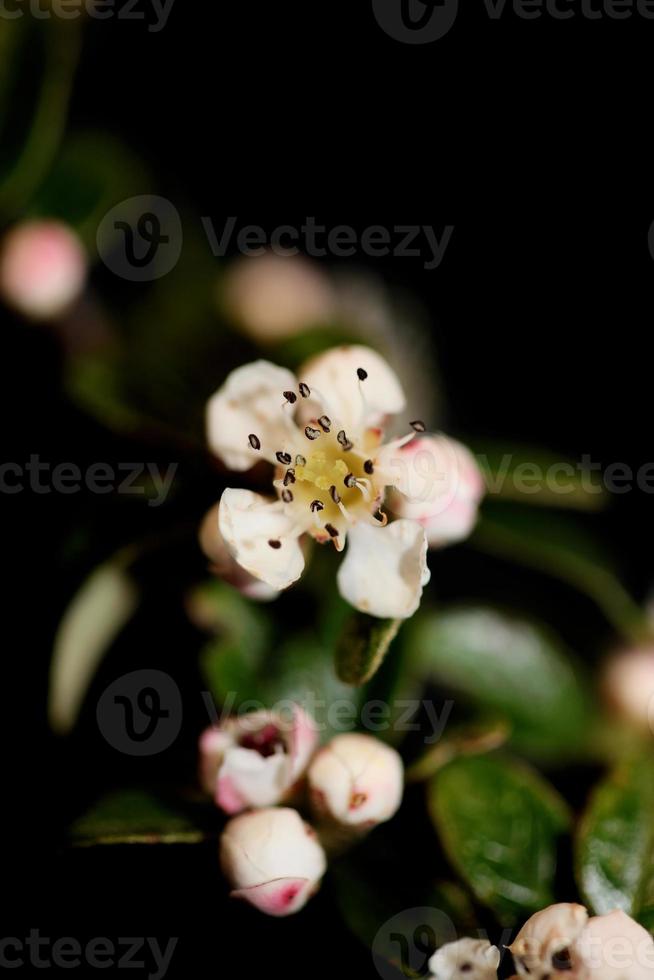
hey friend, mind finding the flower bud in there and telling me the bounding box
[576,909,654,979]
[602,646,654,732]
[198,501,279,601]
[428,938,500,979]
[307,733,403,829]
[509,903,588,976]
[387,434,485,547]
[221,251,334,342]
[220,807,326,916]
[199,704,317,814]
[0,220,86,320]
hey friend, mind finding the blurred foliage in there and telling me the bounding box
[69,789,216,847]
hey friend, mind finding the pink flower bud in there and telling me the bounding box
[428,938,500,979]
[0,220,86,320]
[221,251,334,342]
[509,903,589,976]
[198,501,279,601]
[602,646,654,732]
[388,434,485,547]
[308,733,403,829]
[220,807,327,916]
[199,705,317,814]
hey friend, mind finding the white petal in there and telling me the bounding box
[220,808,326,889]
[298,345,405,433]
[337,519,430,619]
[206,360,297,470]
[198,501,280,602]
[218,489,305,591]
[218,747,290,809]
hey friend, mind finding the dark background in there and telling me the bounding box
[4,2,653,977]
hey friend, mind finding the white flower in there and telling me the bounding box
[0,220,86,319]
[307,732,403,828]
[199,705,317,814]
[509,904,654,978]
[388,434,485,547]
[220,807,327,916]
[206,345,432,618]
[198,500,279,602]
[428,938,500,979]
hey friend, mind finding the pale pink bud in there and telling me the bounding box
[199,704,317,814]
[602,646,654,732]
[509,903,589,976]
[428,938,500,979]
[576,909,654,979]
[388,434,485,547]
[220,807,326,916]
[0,220,86,320]
[308,733,403,829]
[221,251,334,342]
[198,501,279,602]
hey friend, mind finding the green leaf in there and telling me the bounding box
[405,719,511,783]
[69,790,215,847]
[335,613,402,687]
[470,502,647,642]
[429,754,570,923]
[576,753,654,929]
[49,559,138,735]
[409,605,591,758]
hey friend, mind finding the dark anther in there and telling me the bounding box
[337,430,348,446]
[356,367,368,381]
[281,489,293,503]
[552,948,573,971]
[276,451,292,465]
[325,523,339,538]
[299,382,310,398]
[344,473,356,488]
[410,420,426,432]
[268,540,281,549]
[364,459,374,474]
[283,390,297,404]
[305,426,320,440]
[318,415,331,432]
[310,500,324,512]
[330,485,340,504]
[460,966,472,974]
[248,434,261,450]
[283,469,295,486]
[295,454,306,466]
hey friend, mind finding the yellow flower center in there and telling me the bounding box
[295,451,349,492]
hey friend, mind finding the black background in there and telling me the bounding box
[4,2,654,977]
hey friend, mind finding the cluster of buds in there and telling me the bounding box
[199,706,404,916]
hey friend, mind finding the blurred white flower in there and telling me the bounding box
[206,345,431,618]
[388,434,485,547]
[307,732,403,829]
[199,705,317,814]
[0,220,86,320]
[220,807,326,916]
[509,903,589,976]
[602,646,654,732]
[428,938,500,979]
[198,500,279,602]
[221,251,334,343]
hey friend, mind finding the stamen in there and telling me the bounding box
[364,459,374,474]
[337,429,354,450]
[305,426,320,441]
[281,489,293,503]
[337,500,354,523]
[325,523,339,538]
[318,415,331,432]
[295,454,306,466]
[268,539,282,549]
[299,382,310,398]
[310,499,324,512]
[354,482,370,501]
[283,469,295,486]
[276,451,292,465]
[283,390,297,404]
[248,433,261,450]
[356,367,368,381]
[330,485,341,504]
[343,473,356,489]
[410,420,426,432]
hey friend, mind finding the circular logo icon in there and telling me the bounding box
[372,0,459,43]
[372,906,458,980]
[97,669,182,756]
[96,195,182,281]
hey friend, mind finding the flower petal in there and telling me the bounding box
[337,519,430,619]
[217,748,290,811]
[198,501,280,601]
[218,489,305,591]
[298,345,405,433]
[230,877,312,917]
[206,360,298,470]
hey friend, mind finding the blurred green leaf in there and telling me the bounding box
[471,502,647,642]
[408,605,592,758]
[271,323,363,369]
[69,790,214,847]
[429,754,570,923]
[49,558,138,735]
[335,613,402,687]
[406,719,511,783]
[576,752,654,928]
